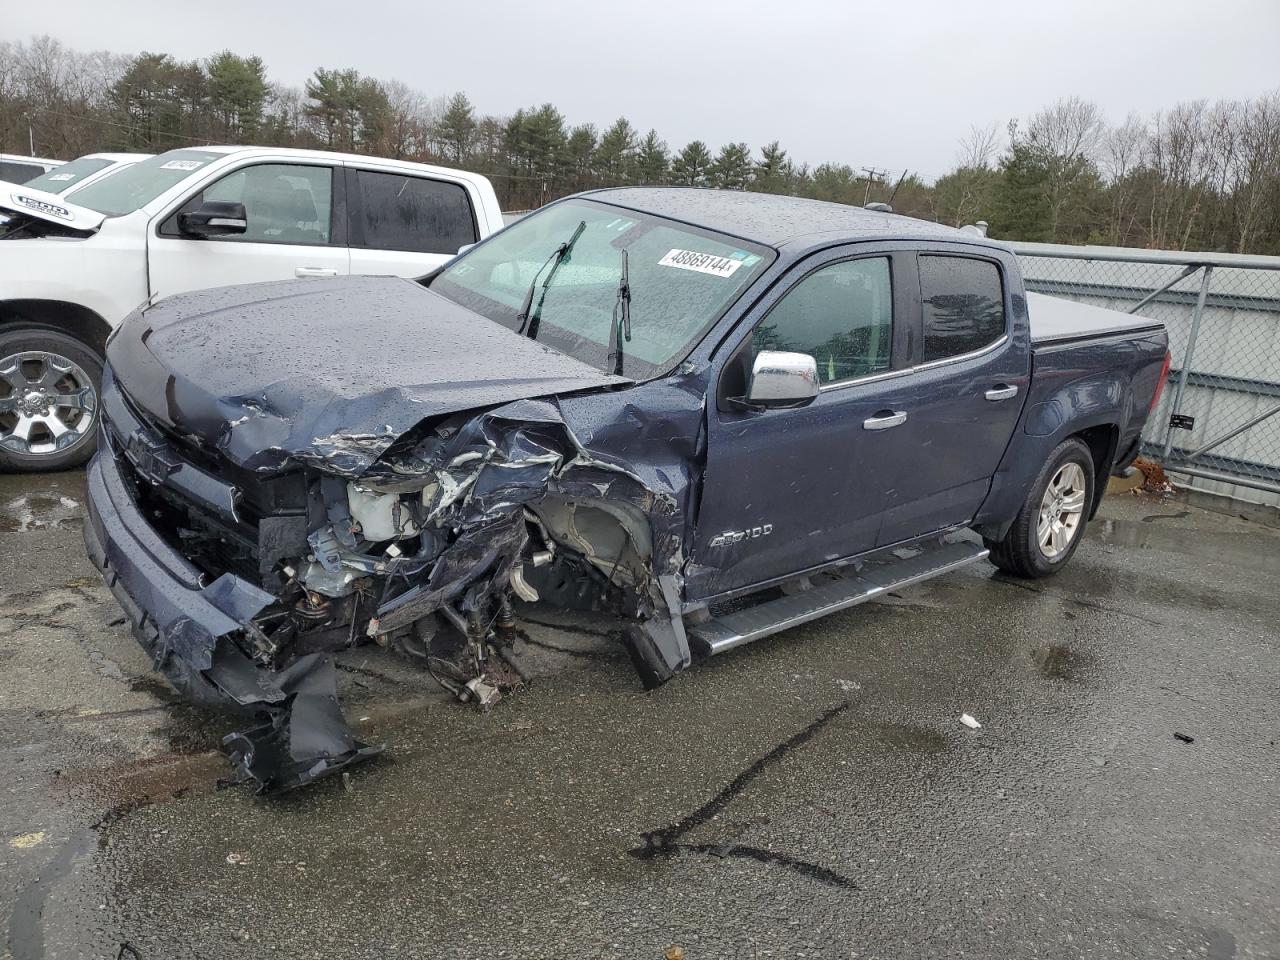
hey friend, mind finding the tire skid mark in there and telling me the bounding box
[630,702,857,890]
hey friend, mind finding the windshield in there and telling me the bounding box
[431,199,773,378]
[68,149,221,217]
[24,156,114,194]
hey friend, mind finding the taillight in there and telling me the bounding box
[1150,350,1172,412]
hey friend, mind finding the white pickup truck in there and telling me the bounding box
[0,146,505,471]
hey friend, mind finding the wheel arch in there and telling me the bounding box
[1069,422,1120,520]
[0,300,112,358]
[975,418,1119,540]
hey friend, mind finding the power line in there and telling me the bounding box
[33,107,221,146]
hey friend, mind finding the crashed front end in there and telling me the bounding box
[83,280,699,792]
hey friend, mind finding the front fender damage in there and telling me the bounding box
[129,394,695,792]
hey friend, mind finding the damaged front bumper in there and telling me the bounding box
[83,436,380,792]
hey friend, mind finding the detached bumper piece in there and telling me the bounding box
[84,436,379,793]
[219,654,382,794]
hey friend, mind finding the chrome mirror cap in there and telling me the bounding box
[747,350,819,407]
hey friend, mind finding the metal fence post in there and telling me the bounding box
[1161,265,1214,460]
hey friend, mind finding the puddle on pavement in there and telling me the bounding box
[1030,643,1092,681]
[0,491,83,532]
[0,470,85,532]
[865,719,949,753]
[1089,515,1280,574]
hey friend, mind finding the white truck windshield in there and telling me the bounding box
[68,150,222,217]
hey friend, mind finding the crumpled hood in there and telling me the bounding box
[106,275,628,475]
[0,185,106,232]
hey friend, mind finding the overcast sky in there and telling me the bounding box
[10,0,1280,178]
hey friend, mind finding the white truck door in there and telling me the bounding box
[344,165,481,278]
[146,161,350,300]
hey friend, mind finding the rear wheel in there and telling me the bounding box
[0,328,102,473]
[985,437,1094,578]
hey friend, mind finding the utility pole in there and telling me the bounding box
[860,166,888,205]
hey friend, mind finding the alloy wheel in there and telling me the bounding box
[1037,461,1087,560]
[0,350,98,456]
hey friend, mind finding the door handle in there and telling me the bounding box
[985,384,1019,401]
[863,410,907,431]
[295,266,338,278]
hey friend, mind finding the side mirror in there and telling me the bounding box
[744,350,819,409]
[178,200,247,238]
[456,243,475,255]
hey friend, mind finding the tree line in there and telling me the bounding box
[2,35,1278,254]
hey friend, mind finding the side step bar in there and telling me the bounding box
[687,539,989,657]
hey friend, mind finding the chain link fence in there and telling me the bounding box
[1006,242,1280,507]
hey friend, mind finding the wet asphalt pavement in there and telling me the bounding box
[1,470,1277,960]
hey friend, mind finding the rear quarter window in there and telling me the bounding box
[919,255,1006,362]
[355,170,476,254]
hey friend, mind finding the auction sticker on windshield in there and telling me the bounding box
[659,249,743,278]
[160,159,205,171]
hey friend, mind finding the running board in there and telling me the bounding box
[687,539,989,657]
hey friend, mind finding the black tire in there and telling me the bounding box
[985,437,1095,579]
[0,327,102,473]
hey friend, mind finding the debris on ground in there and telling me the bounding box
[1174,732,1195,744]
[1132,457,1176,496]
[8,831,47,849]
[960,713,982,730]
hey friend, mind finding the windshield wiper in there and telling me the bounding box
[607,249,632,376]
[516,219,586,340]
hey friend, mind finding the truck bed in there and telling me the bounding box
[1028,292,1164,345]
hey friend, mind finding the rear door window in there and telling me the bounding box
[353,170,476,254]
[919,255,1006,362]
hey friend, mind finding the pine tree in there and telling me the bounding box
[670,140,712,186]
[435,92,477,164]
[205,52,268,141]
[752,140,793,194]
[709,142,753,190]
[635,129,669,184]
[594,117,638,184]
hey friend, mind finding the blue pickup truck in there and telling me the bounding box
[84,189,1170,790]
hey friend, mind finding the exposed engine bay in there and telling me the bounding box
[106,395,696,791]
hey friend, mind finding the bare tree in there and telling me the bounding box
[1145,100,1216,249]
[956,122,1001,170]
[382,79,431,159]
[1101,113,1147,244]
[1230,92,1280,252]
[1026,96,1105,163]
[1023,97,1107,239]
